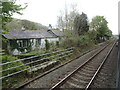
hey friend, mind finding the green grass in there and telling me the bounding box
[1,55,29,88]
[20,47,64,56]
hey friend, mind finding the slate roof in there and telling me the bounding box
[51,30,64,37]
[2,30,63,39]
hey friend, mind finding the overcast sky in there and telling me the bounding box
[13,0,119,35]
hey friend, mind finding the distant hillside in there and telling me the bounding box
[6,18,48,31]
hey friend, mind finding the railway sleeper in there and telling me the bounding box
[74,74,92,80]
[77,71,94,77]
[27,60,60,73]
[80,68,96,74]
[84,65,99,70]
[82,66,97,71]
[67,79,87,88]
[87,61,103,66]
[61,81,81,88]
[70,77,89,84]
[87,60,102,65]
[69,80,86,88]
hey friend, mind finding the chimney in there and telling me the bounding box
[48,24,52,30]
[22,26,25,31]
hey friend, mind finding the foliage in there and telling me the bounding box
[57,15,65,30]
[2,55,28,76]
[20,49,45,56]
[56,41,59,47]
[66,4,79,31]
[1,55,29,88]
[6,18,48,31]
[5,39,33,54]
[1,1,27,32]
[45,39,50,50]
[73,12,89,36]
[57,3,79,31]
[90,16,112,42]
[104,29,112,38]
[57,3,112,50]
[21,19,48,30]
[61,34,92,48]
[53,28,60,30]
[88,30,98,44]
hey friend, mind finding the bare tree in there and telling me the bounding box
[67,3,79,31]
[57,10,65,31]
[57,3,79,31]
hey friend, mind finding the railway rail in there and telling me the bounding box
[50,40,116,89]
[15,40,111,89]
[90,43,117,88]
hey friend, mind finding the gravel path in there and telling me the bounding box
[91,45,118,88]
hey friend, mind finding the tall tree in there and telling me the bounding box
[57,3,79,31]
[1,0,27,32]
[67,3,79,31]
[57,14,65,31]
[90,16,112,42]
[73,12,89,36]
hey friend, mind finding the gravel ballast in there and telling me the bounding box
[24,42,110,88]
[91,45,118,88]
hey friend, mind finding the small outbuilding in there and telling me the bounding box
[2,29,63,55]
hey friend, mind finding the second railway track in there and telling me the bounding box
[51,40,116,89]
[16,40,116,89]
[16,40,109,89]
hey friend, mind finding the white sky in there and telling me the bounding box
[13,0,119,35]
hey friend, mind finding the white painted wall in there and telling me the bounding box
[31,39,36,50]
[40,38,59,49]
[32,37,59,49]
[12,37,60,55]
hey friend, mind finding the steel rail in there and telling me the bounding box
[1,47,73,66]
[85,41,116,90]
[0,51,73,80]
[1,53,73,80]
[15,43,102,90]
[1,50,73,73]
[50,41,113,90]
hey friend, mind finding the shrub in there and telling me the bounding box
[60,34,93,48]
[60,37,76,48]
[56,41,59,47]
[45,39,50,50]
[1,55,29,88]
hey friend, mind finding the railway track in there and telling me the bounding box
[15,41,110,89]
[51,40,116,89]
[14,40,115,89]
[90,42,117,88]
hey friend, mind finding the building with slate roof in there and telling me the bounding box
[2,29,63,55]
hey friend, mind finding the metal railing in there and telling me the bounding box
[1,47,74,80]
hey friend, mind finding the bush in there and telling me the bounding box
[60,37,76,48]
[56,41,59,47]
[61,34,92,48]
[1,55,29,88]
[45,39,50,50]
